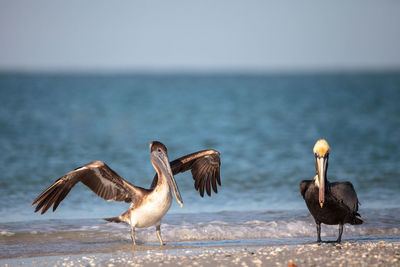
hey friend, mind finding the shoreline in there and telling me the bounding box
[1,240,399,266]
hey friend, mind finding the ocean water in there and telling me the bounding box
[1,72,400,258]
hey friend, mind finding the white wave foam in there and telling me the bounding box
[0,231,15,236]
[103,218,398,243]
[7,209,399,243]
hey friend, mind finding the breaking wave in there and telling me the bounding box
[2,208,398,243]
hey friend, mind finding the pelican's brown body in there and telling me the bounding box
[300,139,362,243]
[32,141,221,245]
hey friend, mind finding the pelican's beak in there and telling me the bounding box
[316,156,327,208]
[151,151,183,208]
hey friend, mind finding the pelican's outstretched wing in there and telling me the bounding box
[32,161,145,214]
[151,150,221,197]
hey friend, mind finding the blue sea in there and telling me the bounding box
[1,72,400,258]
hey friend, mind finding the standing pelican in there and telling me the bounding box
[32,141,221,245]
[300,139,362,243]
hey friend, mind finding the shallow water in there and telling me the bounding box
[0,72,399,258]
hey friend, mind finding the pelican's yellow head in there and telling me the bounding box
[313,139,330,208]
[313,139,330,158]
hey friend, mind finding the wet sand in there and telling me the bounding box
[1,240,399,266]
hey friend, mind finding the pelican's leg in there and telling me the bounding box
[316,221,322,243]
[130,226,136,245]
[336,223,343,243]
[156,225,165,246]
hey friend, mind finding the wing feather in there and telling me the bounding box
[52,186,71,211]
[299,180,312,199]
[193,161,209,194]
[330,181,360,213]
[215,168,221,186]
[151,149,221,197]
[211,170,218,193]
[32,161,142,214]
[205,173,211,196]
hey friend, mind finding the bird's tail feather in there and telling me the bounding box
[104,216,123,223]
[351,214,363,225]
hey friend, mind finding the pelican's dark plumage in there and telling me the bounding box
[32,141,221,245]
[300,139,362,243]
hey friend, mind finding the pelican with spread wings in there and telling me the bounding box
[32,141,221,245]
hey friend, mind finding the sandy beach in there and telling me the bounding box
[2,240,399,266]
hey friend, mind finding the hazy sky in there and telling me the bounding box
[1,0,399,72]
